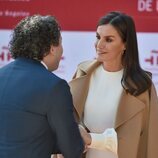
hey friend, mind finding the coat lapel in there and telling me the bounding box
[69,74,90,119]
[115,90,145,129]
[69,60,100,119]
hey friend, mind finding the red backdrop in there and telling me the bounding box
[0,0,158,32]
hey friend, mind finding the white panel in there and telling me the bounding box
[137,33,158,92]
[54,31,96,81]
[0,30,158,93]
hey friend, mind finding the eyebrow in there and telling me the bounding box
[96,32,115,38]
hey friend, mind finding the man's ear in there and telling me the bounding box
[50,45,55,56]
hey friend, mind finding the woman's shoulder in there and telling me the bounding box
[77,59,100,71]
[78,60,96,67]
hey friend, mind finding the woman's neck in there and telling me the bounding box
[102,62,123,72]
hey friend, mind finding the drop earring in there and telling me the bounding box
[122,49,126,55]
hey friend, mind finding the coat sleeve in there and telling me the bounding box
[147,84,158,158]
[47,79,84,158]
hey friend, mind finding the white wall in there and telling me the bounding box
[0,30,158,92]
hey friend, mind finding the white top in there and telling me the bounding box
[83,65,123,158]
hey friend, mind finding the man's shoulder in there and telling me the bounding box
[45,71,68,87]
[0,61,14,73]
[48,72,64,84]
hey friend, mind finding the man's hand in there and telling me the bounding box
[57,154,64,158]
[78,125,91,146]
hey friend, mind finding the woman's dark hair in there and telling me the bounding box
[98,11,151,96]
[9,15,61,60]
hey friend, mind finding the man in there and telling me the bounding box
[0,15,84,158]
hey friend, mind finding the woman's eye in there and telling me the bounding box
[96,35,100,39]
[106,38,113,42]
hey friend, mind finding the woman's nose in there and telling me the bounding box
[96,39,105,49]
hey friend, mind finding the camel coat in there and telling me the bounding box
[69,60,158,158]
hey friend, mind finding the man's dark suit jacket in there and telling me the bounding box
[0,57,83,158]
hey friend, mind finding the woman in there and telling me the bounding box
[69,11,158,158]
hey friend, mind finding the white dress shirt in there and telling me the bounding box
[41,61,48,70]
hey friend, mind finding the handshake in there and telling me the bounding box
[55,125,118,158]
[78,125,118,155]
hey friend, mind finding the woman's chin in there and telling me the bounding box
[96,56,105,62]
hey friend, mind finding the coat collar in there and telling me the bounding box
[77,60,100,74]
[114,90,145,129]
[69,60,146,129]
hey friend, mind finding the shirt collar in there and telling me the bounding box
[41,61,48,70]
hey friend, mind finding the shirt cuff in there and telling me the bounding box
[88,128,118,155]
[88,133,105,149]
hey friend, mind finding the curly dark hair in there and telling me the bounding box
[9,15,61,60]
